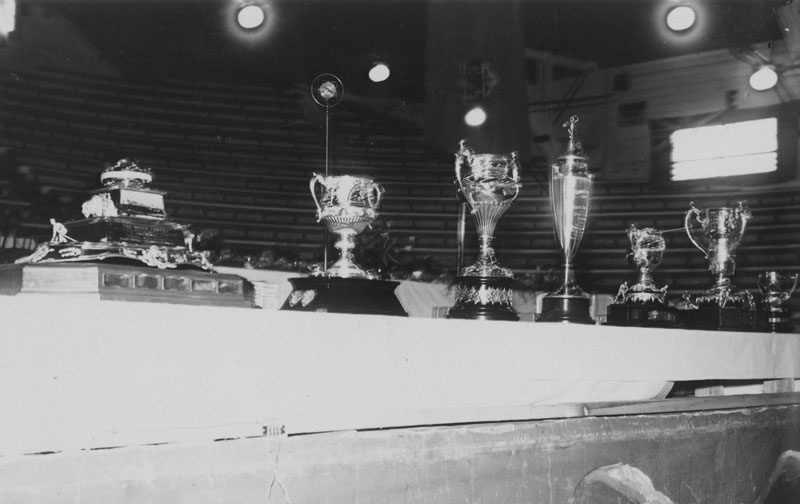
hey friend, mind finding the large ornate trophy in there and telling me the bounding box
[682,201,755,329]
[2,159,254,308]
[538,115,594,324]
[606,225,677,326]
[758,271,798,333]
[310,173,384,278]
[280,74,406,316]
[447,140,521,321]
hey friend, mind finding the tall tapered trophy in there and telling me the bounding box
[682,201,755,329]
[280,75,406,316]
[606,225,677,326]
[447,140,521,321]
[538,115,594,324]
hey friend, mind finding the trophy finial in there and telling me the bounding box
[560,115,582,157]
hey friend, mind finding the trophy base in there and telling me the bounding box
[280,276,407,317]
[605,303,678,327]
[447,276,518,321]
[0,263,254,308]
[537,295,594,324]
[760,309,794,333]
[678,306,765,331]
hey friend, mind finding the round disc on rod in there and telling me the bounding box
[311,74,344,108]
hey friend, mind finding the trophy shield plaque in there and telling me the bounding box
[447,140,521,321]
[681,201,756,330]
[538,116,594,324]
[606,225,677,326]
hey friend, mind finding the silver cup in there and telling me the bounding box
[758,271,798,332]
[454,140,521,278]
[617,224,668,304]
[539,115,593,323]
[310,173,384,278]
[685,201,752,307]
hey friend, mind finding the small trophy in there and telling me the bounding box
[606,225,676,326]
[447,140,521,321]
[309,173,384,278]
[757,271,798,333]
[683,201,755,329]
[538,115,594,324]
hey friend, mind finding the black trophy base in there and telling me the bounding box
[280,276,407,317]
[447,276,518,321]
[605,303,679,327]
[537,295,594,324]
[678,306,766,331]
[757,309,795,333]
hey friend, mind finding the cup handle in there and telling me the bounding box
[790,274,799,297]
[309,173,324,222]
[684,205,707,258]
[372,182,385,208]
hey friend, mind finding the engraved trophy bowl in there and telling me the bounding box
[310,173,384,278]
[448,140,521,321]
[684,201,752,308]
[454,140,521,278]
[757,271,798,332]
[625,224,668,304]
[538,115,594,324]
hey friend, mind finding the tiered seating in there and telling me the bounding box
[0,68,798,300]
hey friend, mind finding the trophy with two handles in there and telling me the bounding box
[280,75,406,316]
[448,140,522,321]
[682,201,755,329]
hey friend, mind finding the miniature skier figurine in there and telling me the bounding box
[49,218,76,243]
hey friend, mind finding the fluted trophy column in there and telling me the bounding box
[447,140,521,321]
[538,115,594,324]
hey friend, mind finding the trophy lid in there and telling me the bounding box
[553,115,589,176]
[100,158,154,189]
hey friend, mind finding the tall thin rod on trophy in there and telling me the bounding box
[311,74,344,270]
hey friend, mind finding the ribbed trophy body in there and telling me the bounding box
[539,115,594,323]
[448,140,521,321]
[310,173,384,278]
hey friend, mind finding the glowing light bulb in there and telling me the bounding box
[237,4,265,30]
[464,106,487,127]
[666,5,696,32]
[749,65,778,91]
[369,63,390,83]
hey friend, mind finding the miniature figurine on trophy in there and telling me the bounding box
[447,140,521,321]
[538,115,594,324]
[606,224,677,326]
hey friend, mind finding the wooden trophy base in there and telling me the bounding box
[537,295,594,324]
[280,276,407,317]
[605,303,679,327]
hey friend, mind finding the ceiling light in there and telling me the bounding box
[237,4,266,30]
[666,5,696,32]
[464,106,487,127]
[749,65,779,91]
[368,63,390,83]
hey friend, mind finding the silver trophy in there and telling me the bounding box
[758,271,798,332]
[539,115,594,323]
[617,224,668,304]
[448,140,521,321]
[685,201,752,308]
[310,173,384,278]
